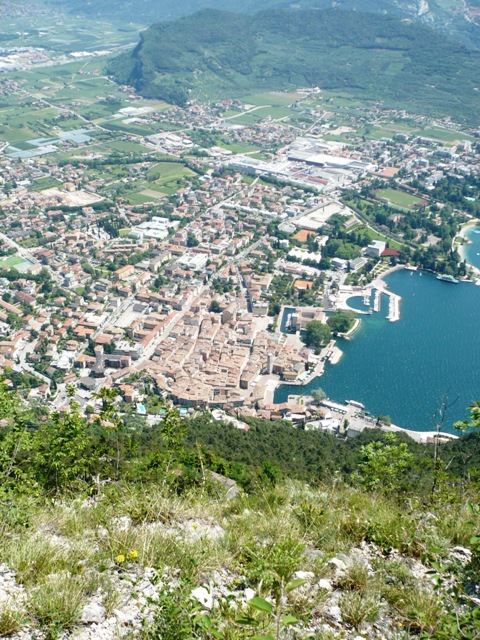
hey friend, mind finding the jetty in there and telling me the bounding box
[387,293,401,322]
[366,283,401,322]
[332,273,402,322]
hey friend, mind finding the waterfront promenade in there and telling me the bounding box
[379,422,458,444]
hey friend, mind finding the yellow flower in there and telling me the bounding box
[115,554,125,563]
[193,523,198,530]
[128,550,138,560]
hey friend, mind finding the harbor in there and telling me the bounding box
[274,267,404,400]
[275,268,480,434]
[334,274,402,322]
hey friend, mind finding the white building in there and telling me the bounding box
[131,217,180,241]
[365,240,386,258]
[288,248,322,263]
[177,253,208,272]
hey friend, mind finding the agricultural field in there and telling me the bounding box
[356,124,417,141]
[124,192,157,205]
[29,177,63,191]
[375,188,426,210]
[144,162,197,196]
[214,140,260,154]
[0,7,142,53]
[0,51,178,169]
[230,105,294,126]
[106,140,152,154]
[101,120,161,137]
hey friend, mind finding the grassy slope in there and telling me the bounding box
[1,375,480,637]
[109,8,480,122]
[1,477,479,638]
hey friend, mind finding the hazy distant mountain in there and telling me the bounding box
[48,0,480,48]
[109,7,480,122]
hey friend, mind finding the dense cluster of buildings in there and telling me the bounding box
[0,80,479,422]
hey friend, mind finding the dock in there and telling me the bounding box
[387,292,401,322]
[328,346,343,364]
[332,282,401,322]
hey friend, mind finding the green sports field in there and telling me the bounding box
[375,189,426,210]
[0,255,32,273]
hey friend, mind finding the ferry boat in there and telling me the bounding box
[436,274,459,284]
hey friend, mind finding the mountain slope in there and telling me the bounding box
[45,0,480,48]
[0,378,479,639]
[109,8,480,122]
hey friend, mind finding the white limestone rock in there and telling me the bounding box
[318,578,333,592]
[79,602,106,624]
[191,586,214,609]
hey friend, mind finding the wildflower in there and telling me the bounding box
[193,523,198,530]
[115,554,125,563]
[128,550,138,560]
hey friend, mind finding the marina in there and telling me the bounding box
[387,293,401,322]
[336,275,402,323]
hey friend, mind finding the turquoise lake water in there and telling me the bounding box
[463,225,480,271]
[275,230,480,432]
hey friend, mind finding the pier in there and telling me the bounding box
[387,292,401,322]
[327,272,402,322]
[372,286,400,321]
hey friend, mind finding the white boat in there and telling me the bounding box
[346,399,365,410]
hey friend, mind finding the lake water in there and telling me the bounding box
[463,225,480,271]
[275,247,480,433]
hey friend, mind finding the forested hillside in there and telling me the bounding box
[109,8,480,122]
[46,0,480,48]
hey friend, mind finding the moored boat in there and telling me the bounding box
[436,274,459,283]
[346,399,365,409]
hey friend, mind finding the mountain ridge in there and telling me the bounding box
[45,0,480,49]
[108,7,480,122]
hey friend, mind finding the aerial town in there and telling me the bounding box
[0,52,479,439]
